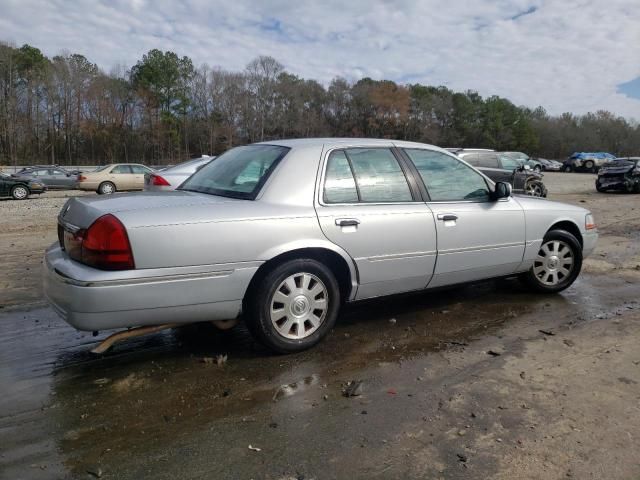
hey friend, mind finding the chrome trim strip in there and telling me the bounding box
[361,251,437,262]
[437,242,524,254]
[50,267,233,288]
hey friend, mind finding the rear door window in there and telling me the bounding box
[323,151,359,203]
[130,165,151,174]
[111,165,132,174]
[476,154,500,168]
[345,148,412,203]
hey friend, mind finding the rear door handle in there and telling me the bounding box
[335,218,360,227]
[437,213,458,221]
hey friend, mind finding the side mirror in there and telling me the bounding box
[494,181,512,200]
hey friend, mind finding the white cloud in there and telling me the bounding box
[1,0,638,117]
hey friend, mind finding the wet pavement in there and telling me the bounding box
[2,273,640,479]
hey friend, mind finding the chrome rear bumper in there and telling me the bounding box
[44,244,259,331]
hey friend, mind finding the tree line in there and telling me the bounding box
[1,41,638,166]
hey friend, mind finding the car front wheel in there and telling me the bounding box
[11,185,29,200]
[244,258,340,353]
[520,230,582,293]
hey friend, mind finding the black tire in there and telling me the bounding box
[584,160,595,173]
[595,182,606,193]
[533,165,542,173]
[10,185,29,200]
[244,258,340,353]
[98,181,116,195]
[520,229,582,293]
[525,179,545,197]
[563,165,573,172]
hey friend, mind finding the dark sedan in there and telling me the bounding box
[12,166,78,189]
[596,158,640,193]
[0,172,46,199]
[457,151,547,197]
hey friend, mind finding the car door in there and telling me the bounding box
[402,148,525,288]
[110,165,133,189]
[497,155,525,189]
[130,165,150,190]
[0,175,8,196]
[315,147,437,300]
[475,153,513,184]
[50,168,73,188]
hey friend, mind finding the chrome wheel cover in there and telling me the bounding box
[101,183,114,194]
[533,240,574,286]
[270,272,328,340]
[13,186,28,199]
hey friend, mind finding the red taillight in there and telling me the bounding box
[80,214,134,270]
[78,175,87,181]
[151,174,170,186]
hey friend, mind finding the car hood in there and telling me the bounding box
[514,194,589,214]
[59,190,246,229]
[599,164,634,175]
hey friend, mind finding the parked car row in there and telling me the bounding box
[0,156,214,200]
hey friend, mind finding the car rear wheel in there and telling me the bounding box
[533,165,542,172]
[98,181,116,195]
[563,165,573,172]
[520,230,582,293]
[11,185,29,200]
[244,258,340,353]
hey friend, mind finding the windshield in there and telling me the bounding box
[179,145,290,199]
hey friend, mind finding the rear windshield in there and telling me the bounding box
[179,145,289,199]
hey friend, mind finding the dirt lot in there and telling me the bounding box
[1,172,640,479]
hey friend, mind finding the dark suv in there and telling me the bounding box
[457,151,547,197]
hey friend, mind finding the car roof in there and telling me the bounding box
[254,137,457,154]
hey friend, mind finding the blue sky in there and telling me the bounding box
[1,0,639,118]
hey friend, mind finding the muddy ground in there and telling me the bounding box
[1,172,639,479]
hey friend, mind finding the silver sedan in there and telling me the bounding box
[45,139,598,353]
[144,156,214,191]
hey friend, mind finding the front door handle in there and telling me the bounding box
[437,213,458,221]
[335,218,360,227]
